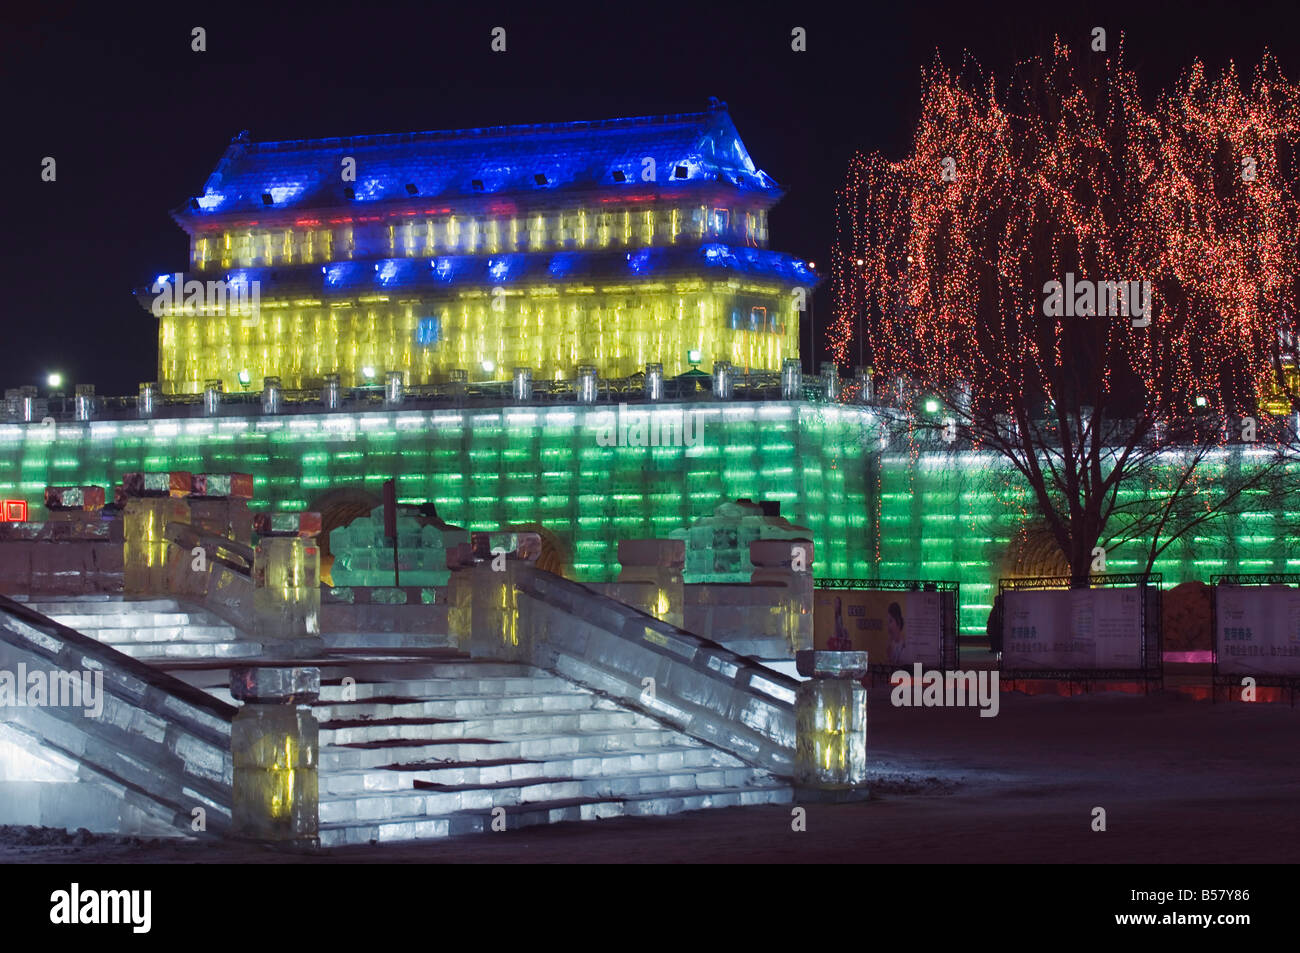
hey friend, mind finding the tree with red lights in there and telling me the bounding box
[832,40,1300,586]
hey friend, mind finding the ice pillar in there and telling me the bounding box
[749,539,814,653]
[252,512,322,639]
[793,650,869,800]
[616,538,685,629]
[230,666,319,846]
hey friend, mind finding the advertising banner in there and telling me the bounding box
[1216,585,1300,676]
[813,589,943,667]
[1002,587,1144,670]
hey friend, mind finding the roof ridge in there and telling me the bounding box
[248,110,717,153]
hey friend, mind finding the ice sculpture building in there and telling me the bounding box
[153,100,812,393]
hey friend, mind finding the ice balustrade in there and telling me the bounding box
[0,594,236,835]
[7,368,858,422]
[454,548,799,775]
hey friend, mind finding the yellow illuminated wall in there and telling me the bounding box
[158,282,799,393]
[191,205,770,270]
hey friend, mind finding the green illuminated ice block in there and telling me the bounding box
[673,498,815,582]
[329,505,466,587]
[2,403,1293,641]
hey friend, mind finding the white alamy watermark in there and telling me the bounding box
[1042,272,1151,327]
[50,884,151,933]
[0,664,104,718]
[151,273,261,325]
[596,403,706,447]
[889,663,1000,718]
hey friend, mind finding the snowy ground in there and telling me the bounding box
[3,681,1294,863]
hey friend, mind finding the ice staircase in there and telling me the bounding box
[0,595,235,836]
[4,594,793,844]
[308,659,791,846]
[13,595,258,661]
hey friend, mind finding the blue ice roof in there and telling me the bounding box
[182,101,781,219]
[136,243,817,310]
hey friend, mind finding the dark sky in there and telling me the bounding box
[3,0,1297,395]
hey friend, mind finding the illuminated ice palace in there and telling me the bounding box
[0,102,1291,844]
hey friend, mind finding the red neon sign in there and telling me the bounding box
[2,500,28,521]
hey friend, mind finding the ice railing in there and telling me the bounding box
[0,594,236,835]
[8,369,861,423]
[465,563,798,775]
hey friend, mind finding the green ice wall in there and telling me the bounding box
[2,407,1290,638]
[876,446,1298,636]
[0,403,873,582]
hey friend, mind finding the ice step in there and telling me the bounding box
[317,795,628,845]
[108,642,263,659]
[316,782,793,846]
[327,661,542,679]
[317,676,591,702]
[318,767,780,824]
[35,612,198,628]
[319,709,660,744]
[323,633,457,650]
[319,745,749,793]
[71,625,241,644]
[319,728,710,770]
[312,692,621,721]
[21,598,187,614]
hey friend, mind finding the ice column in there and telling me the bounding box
[122,472,193,595]
[252,512,322,639]
[453,532,541,657]
[750,539,814,653]
[321,373,341,410]
[793,650,869,800]
[781,358,802,399]
[230,666,319,846]
[138,382,157,418]
[203,380,223,416]
[74,384,95,421]
[821,364,839,401]
[712,361,734,399]
[262,376,282,414]
[512,367,533,401]
[615,538,685,629]
[644,363,664,401]
[854,366,874,403]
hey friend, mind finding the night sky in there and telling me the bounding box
[3,1,1297,396]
